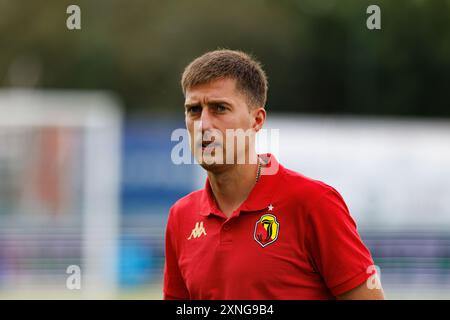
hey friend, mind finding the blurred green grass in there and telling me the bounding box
[0,283,163,300]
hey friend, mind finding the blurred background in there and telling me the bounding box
[0,0,449,299]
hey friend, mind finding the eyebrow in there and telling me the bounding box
[184,99,231,109]
[184,102,200,109]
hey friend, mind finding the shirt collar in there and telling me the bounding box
[199,153,283,217]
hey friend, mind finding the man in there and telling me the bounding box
[164,49,384,300]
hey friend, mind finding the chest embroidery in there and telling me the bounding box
[254,214,279,247]
[188,221,207,240]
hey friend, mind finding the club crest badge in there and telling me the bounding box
[254,214,279,247]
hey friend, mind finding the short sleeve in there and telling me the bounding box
[305,188,375,297]
[163,207,190,300]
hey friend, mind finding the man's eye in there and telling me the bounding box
[188,106,201,113]
[215,105,226,112]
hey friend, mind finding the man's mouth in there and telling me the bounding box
[200,140,220,151]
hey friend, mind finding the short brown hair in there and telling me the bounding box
[181,49,268,108]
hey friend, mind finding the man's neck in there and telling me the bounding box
[207,156,260,218]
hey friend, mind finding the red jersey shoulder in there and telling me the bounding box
[171,189,203,210]
[281,166,340,204]
[281,166,354,226]
[169,188,204,224]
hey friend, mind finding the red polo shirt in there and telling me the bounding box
[164,154,375,300]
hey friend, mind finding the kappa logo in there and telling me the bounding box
[188,221,207,240]
[254,214,279,247]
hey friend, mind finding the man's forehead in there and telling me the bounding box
[185,78,239,103]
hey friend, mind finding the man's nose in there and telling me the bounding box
[199,108,214,133]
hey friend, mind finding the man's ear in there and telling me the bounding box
[252,107,266,132]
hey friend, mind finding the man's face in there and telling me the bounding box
[184,77,260,172]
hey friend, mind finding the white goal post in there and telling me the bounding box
[0,89,122,299]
